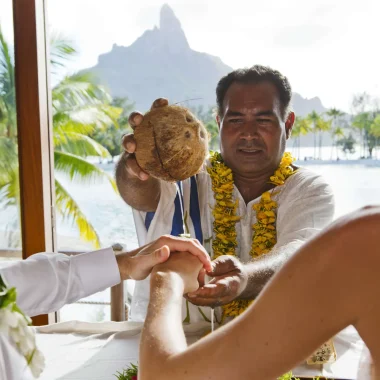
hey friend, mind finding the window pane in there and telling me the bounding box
[46,0,380,323]
[0,1,22,264]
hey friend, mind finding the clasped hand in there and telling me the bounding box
[153,253,248,305]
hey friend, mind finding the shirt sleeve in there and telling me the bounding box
[0,248,120,317]
[275,168,335,250]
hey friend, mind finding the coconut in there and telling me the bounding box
[134,105,208,182]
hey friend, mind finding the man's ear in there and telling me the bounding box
[285,112,295,139]
[216,115,221,130]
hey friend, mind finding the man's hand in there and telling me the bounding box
[185,255,248,307]
[152,252,204,294]
[121,98,169,181]
[116,234,212,281]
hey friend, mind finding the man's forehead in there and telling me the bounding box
[223,82,280,110]
[224,82,279,107]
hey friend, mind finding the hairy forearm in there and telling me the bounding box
[115,152,161,211]
[239,242,301,299]
[139,272,187,380]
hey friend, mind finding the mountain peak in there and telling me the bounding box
[160,4,179,30]
[159,4,189,50]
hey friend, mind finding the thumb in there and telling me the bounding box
[151,245,170,264]
[208,255,236,277]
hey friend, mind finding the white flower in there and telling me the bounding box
[0,303,44,378]
[0,278,45,378]
[0,308,10,334]
[29,348,45,378]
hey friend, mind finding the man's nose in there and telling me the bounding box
[240,121,259,140]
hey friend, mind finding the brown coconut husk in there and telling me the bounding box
[134,105,208,182]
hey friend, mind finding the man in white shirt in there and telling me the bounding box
[115,65,335,322]
[0,235,211,379]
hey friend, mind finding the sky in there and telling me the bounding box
[1,0,380,112]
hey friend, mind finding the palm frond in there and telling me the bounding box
[50,33,76,68]
[55,132,111,158]
[52,73,112,111]
[55,178,100,248]
[54,105,121,130]
[54,151,117,191]
[53,113,97,136]
[0,26,15,99]
[0,137,18,184]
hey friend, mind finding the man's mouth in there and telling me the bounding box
[238,148,263,154]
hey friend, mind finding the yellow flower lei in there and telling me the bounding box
[207,151,296,318]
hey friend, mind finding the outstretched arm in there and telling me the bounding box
[140,206,380,379]
[1,235,212,317]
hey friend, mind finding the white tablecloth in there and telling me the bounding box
[36,322,370,379]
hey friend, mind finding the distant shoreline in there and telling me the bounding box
[96,157,380,170]
[294,159,380,167]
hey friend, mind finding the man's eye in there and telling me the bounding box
[230,119,243,123]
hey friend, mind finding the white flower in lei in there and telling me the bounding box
[0,276,45,378]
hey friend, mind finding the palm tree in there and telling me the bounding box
[326,108,345,159]
[316,117,331,160]
[307,111,320,159]
[291,117,312,159]
[0,26,121,248]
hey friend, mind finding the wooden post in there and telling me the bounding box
[110,282,126,321]
[13,0,55,326]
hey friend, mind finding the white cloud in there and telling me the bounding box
[2,0,380,112]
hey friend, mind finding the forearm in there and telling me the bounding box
[1,248,120,316]
[239,241,301,299]
[115,152,161,211]
[139,271,187,380]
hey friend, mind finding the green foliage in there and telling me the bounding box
[370,115,380,138]
[205,120,219,150]
[307,111,332,159]
[189,104,219,150]
[0,26,121,248]
[337,133,357,156]
[90,97,134,157]
[114,363,138,380]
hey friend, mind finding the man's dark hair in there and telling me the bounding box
[216,65,292,119]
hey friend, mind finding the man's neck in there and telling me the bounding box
[233,171,275,205]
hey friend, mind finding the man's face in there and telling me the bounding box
[217,81,294,177]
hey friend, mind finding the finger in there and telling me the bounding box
[158,236,212,271]
[125,155,150,181]
[187,281,230,299]
[136,245,170,271]
[128,112,144,130]
[197,268,206,287]
[151,98,169,110]
[129,245,170,280]
[185,294,232,307]
[122,134,137,153]
[209,255,239,277]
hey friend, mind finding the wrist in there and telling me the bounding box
[150,270,185,296]
[236,264,250,299]
[115,251,131,281]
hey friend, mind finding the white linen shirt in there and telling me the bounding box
[0,248,120,380]
[131,164,335,322]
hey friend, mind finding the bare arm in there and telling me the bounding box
[239,242,298,299]
[115,150,160,212]
[140,207,380,380]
